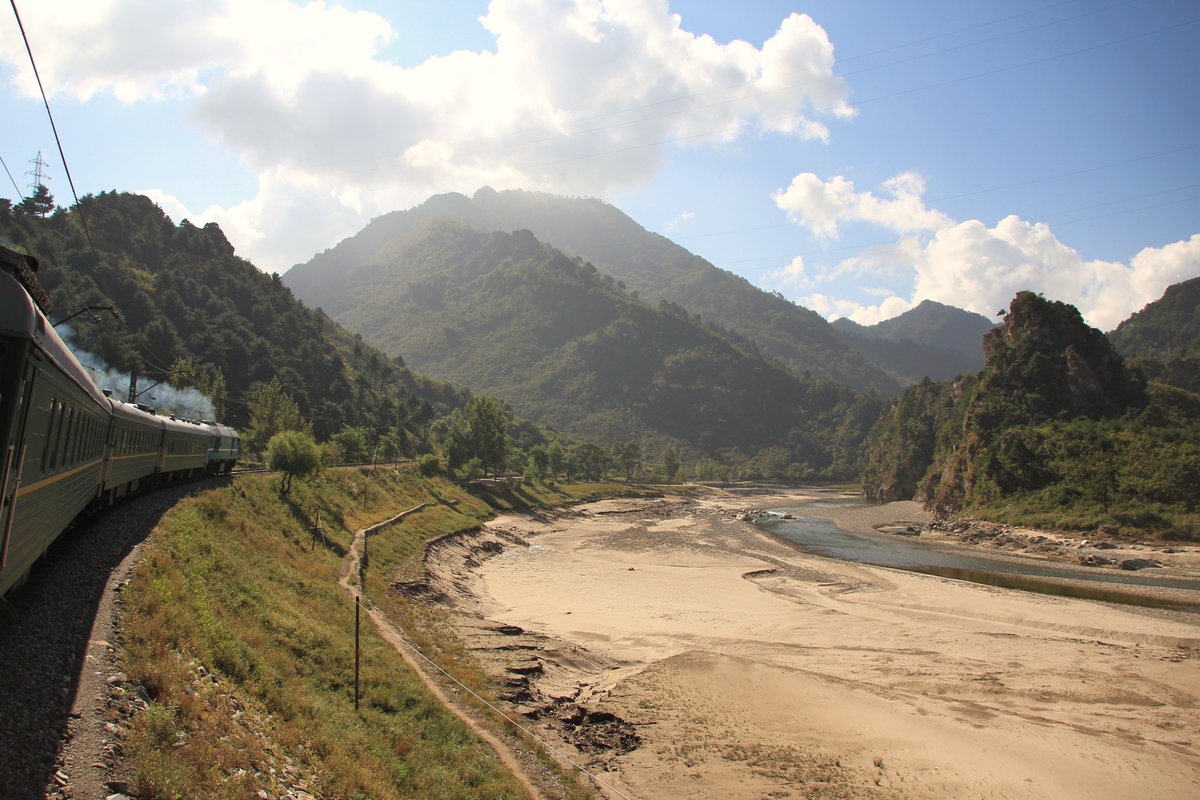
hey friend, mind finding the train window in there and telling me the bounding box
[45,399,61,471]
[63,407,75,466]
[70,408,80,465]
[42,399,55,472]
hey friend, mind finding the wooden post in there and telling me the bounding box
[310,509,325,551]
[354,596,361,711]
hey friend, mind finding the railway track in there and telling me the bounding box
[0,478,229,800]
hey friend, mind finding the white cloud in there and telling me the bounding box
[768,255,808,288]
[800,292,911,325]
[772,172,951,238]
[1,0,853,272]
[909,220,1200,330]
[663,209,695,233]
[770,170,1200,330]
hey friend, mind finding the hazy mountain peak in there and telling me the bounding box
[284,188,902,395]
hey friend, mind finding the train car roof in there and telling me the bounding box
[1,268,113,410]
[110,399,166,426]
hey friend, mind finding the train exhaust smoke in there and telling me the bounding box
[61,327,217,421]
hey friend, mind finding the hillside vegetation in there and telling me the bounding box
[285,187,902,395]
[120,465,637,799]
[1108,276,1200,393]
[0,192,467,441]
[862,291,1200,537]
[289,218,879,479]
[832,300,994,384]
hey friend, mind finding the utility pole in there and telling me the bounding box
[354,596,361,711]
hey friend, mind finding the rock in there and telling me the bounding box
[1118,558,1162,571]
[1079,554,1112,567]
[1093,541,1118,550]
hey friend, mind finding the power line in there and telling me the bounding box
[0,153,23,200]
[9,0,98,312]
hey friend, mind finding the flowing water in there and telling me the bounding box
[757,506,1200,611]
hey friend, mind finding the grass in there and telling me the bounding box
[358,473,655,800]
[119,465,646,800]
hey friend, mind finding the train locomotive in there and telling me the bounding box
[1,245,239,596]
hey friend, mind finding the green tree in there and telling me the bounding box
[662,445,681,484]
[447,396,509,476]
[245,378,307,456]
[267,430,320,494]
[331,426,369,464]
[613,441,640,481]
[527,444,550,479]
[574,442,609,481]
[547,441,565,479]
[16,183,55,217]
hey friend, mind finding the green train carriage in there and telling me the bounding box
[1,245,236,597]
[1,248,112,596]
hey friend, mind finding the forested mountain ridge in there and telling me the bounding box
[831,300,993,384]
[284,187,902,395]
[298,217,880,478]
[0,191,473,449]
[1107,276,1200,393]
[861,291,1199,537]
[857,299,996,357]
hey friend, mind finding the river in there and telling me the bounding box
[757,500,1200,611]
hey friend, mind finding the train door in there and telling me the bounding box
[1,357,36,571]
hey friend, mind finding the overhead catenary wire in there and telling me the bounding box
[0,153,24,201]
[8,0,120,322]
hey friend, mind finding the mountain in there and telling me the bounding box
[284,187,902,395]
[861,291,1199,536]
[831,300,994,384]
[1107,276,1200,393]
[288,217,878,477]
[0,191,473,449]
[870,300,996,356]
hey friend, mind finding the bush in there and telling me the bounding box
[416,453,442,477]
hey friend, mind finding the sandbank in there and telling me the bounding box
[429,490,1200,800]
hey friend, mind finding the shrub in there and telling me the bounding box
[416,453,442,478]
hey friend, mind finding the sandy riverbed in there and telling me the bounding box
[429,489,1200,800]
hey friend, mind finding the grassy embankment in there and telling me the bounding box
[119,465,648,799]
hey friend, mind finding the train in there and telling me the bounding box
[1,245,240,597]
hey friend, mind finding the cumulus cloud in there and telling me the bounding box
[910,221,1200,330]
[772,172,951,238]
[1,0,853,272]
[771,171,1200,329]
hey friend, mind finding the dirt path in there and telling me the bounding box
[337,506,550,800]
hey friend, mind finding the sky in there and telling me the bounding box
[2,0,1198,330]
